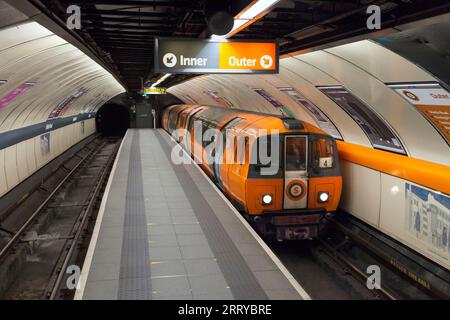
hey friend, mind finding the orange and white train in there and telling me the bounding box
[162,104,342,241]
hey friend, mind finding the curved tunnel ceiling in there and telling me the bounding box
[167,30,450,168]
[0,21,126,133]
[373,21,450,89]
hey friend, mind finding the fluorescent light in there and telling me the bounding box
[151,73,172,87]
[210,34,227,41]
[159,73,172,82]
[231,19,249,31]
[210,0,281,39]
[211,19,249,40]
[239,0,280,20]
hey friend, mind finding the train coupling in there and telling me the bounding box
[258,209,326,241]
[276,225,318,241]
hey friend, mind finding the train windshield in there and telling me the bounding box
[311,137,335,170]
[285,136,307,171]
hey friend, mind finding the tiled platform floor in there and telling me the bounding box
[75,129,306,300]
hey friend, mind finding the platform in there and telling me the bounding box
[75,129,308,300]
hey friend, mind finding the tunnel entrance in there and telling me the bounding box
[96,103,130,136]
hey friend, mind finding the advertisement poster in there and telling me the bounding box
[389,83,450,144]
[319,86,406,154]
[48,88,87,120]
[40,133,50,156]
[83,94,108,113]
[0,82,34,109]
[278,87,342,139]
[253,88,293,117]
[405,183,450,258]
[204,91,234,108]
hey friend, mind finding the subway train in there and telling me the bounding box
[162,104,343,241]
[166,39,450,270]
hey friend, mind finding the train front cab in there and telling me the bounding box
[245,130,342,241]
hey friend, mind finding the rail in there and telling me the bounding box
[47,137,121,299]
[0,140,103,262]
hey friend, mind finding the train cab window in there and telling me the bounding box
[285,137,307,171]
[311,138,334,169]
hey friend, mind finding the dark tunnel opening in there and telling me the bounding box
[96,103,130,137]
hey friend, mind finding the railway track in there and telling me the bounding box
[267,212,450,300]
[0,136,121,300]
[316,212,450,300]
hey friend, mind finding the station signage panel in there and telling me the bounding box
[144,87,167,95]
[155,38,278,74]
[389,82,450,144]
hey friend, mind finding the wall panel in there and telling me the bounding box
[0,149,7,196]
[0,21,124,197]
[4,145,19,190]
[16,141,29,181]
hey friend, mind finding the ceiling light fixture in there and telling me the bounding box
[150,73,172,88]
[211,0,281,39]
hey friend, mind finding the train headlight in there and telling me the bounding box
[262,194,273,205]
[318,192,329,203]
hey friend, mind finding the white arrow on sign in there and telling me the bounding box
[260,55,273,69]
[163,53,177,68]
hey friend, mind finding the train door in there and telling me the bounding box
[183,107,202,152]
[214,117,243,189]
[284,136,308,209]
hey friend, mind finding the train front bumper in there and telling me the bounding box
[255,209,328,241]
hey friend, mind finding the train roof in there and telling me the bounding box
[167,104,327,135]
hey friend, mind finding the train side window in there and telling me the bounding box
[194,120,204,144]
[285,137,307,171]
[234,136,238,163]
[174,110,183,130]
[202,121,211,148]
[241,137,249,164]
[168,109,179,132]
[187,109,204,132]
[257,137,272,161]
[177,113,186,128]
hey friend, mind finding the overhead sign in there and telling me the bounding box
[48,87,88,120]
[155,38,278,74]
[144,87,167,95]
[389,82,450,144]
